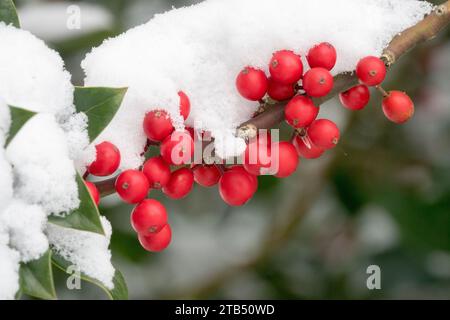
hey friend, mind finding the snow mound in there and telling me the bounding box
[47,216,116,289]
[82,0,432,166]
[6,114,79,215]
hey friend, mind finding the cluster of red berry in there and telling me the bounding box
[83,43,415,253]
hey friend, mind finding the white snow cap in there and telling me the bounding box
[6,114,79,215]
[0,22,92,165]
[82,0,432,166]
[47,216,116,289]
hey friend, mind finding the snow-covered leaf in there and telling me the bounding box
[48,172,105,235]
[52,253,128,300]
[74,86,127,143]
[0,0,19,28]
[5,106,35,147]
[19,250,56,300]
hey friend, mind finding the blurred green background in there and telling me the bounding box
[16,0,450,299]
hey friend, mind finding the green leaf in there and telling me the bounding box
[49,172,105,235]
[0,0,20,28]
[74,86,127,142]
[5,106,36,147]
[52,253,128,300]
[19,250,57,300]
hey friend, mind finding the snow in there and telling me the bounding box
[1,200,49,262]
[0,22,92,168]
[47,216,115,290]
[0,240,20,300]
[6,114,80,215]
[82,0,432,166]
[19,1,113,42]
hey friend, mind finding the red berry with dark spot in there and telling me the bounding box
[236,66,268,101]
[178,91,190,120]
[269,50,303,85]
[307,119,340,150]
[88,141,121,176]
[85,181,100,205]
[339,85,371,110]
[285,95,319,128]
[219,166,257,206]
[142,156,171,189]
[138,224,172,252]
[382,91,414,124]
[307,42,337,71]
[267,77,296,101]
[243,133,272,176]
[193,165,222,187]
[302,67,334,98]
[356,56,386,86]
[115,169,150,204]
[160,130,194,165]
[162,167,194,200]
[131,199,168,236]
[271,141,299,178]
[292,134,325,159]
[143,110,174,142]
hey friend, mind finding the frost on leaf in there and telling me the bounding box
[82,0,432,167]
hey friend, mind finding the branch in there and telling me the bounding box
[94,1,450,196]
[236,1,450,137]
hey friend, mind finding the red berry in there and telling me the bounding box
[243,133,272,176]
[131,199,168,236]
[267,77,296,101]
[307,42,337,71]
[271,141,299,178]
[285,95,319,128]
[115,170,150,204]
[292,134,325,159]
[302,67,334,98]
[229,166,258,194]
[339,85,370,110]
[160,130,194,165]
[178,91,190,120]
[356,56,386,86]
[85,181,100,205]
[193,165,222,187]
[88,141,121,176]
[142,156,171,189]
[219,167,257,206]
[269,50,303,85]
[382,91,414,124]
[307,119,340,150]
[138,224,172,252]
[143,110,174,142]
[236,66,268,101]
[162,167,194,200]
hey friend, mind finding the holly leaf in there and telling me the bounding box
[52,253,128,300]
[48,172,105,235]
[19,250,57,300]
[0,0,20,28]
[5,106,36,147]
[74,86,127,142]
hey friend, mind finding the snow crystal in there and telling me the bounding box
[47,216,115,289]
[20,1,113,42]
[82,0,432,164]
[6,114,79,215]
